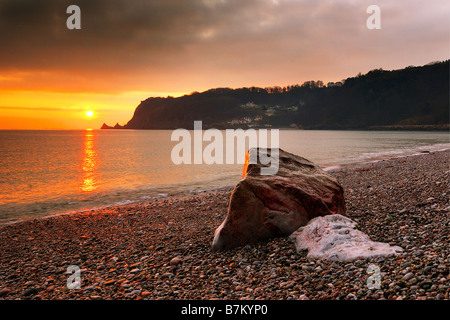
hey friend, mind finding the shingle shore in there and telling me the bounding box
[0,150,448,300]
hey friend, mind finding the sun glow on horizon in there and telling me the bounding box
[85,110,94,118]
[0,89,189,130]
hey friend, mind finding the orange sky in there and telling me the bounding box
[0,0,449,130]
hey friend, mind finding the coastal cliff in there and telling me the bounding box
[102,60,449,130]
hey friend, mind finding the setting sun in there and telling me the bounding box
[85,110,94,118]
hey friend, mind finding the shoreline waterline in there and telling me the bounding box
[1,146,448,226]
[1,129,448,224]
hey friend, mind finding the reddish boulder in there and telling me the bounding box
[212,148,346,251]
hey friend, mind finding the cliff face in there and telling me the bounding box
[102,60,449,130]
[101,123,124,129]
[101,123,113,129]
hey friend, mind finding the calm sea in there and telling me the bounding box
[0,130,449,224]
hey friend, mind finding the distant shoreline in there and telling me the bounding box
[0,126,448,131]
[101,125,450,131]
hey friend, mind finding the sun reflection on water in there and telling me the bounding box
[81,130,100,192]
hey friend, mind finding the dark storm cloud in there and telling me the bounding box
[0,0,448,90]
[0,0,275,70]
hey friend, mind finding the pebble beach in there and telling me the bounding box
[0,150,448,300]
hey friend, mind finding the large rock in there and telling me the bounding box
[212,148,346,251]
[290,214,403,261]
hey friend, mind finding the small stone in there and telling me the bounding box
[286,282,295,289]
[127,290,141,297]
[420,281,432,290]
[104,280,115,286]
[45,286,55,293]
[403,272,414,281]
[0,288,12,297]
[22,287,39,297]
[141,291,151,297]
[316,285,325,291]
[162,272,174,278]
[83,286,95,292]
[347,293,357,300]
[170,257,182,266]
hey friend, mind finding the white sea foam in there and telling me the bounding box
[356,143,450,163]
[322,165,341,172]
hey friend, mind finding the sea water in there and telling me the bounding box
[0,129,448,224]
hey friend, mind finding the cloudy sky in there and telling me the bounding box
[0,0,448,129]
